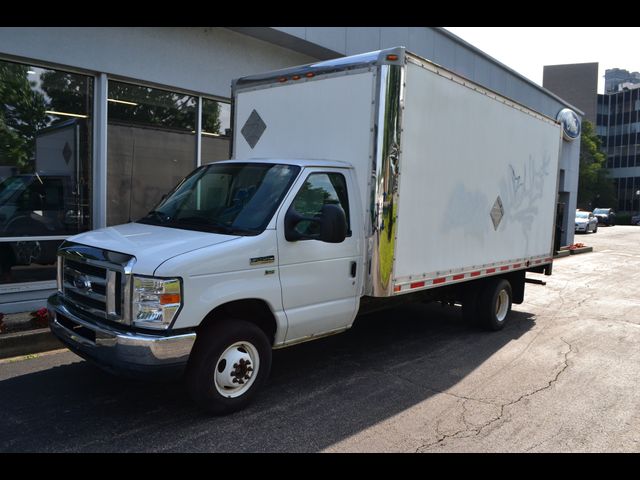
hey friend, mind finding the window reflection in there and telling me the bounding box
[107,81,198,226]
[201,98,231,164]
[0,61,92,284]
[108,82,197,131]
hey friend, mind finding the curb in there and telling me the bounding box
[569,246,593,255]
[0,328,63,360]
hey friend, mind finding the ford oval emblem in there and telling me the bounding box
[72,273,92,291]
[557,108,581,142]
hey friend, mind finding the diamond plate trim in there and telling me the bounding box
[490,196,504,230]
[241,109,266,149]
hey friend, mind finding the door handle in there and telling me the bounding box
[350,261,357,278]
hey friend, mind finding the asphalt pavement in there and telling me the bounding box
[1,226,639,452]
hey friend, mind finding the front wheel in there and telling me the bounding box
[477,278,513,331]
[186,319,272,415]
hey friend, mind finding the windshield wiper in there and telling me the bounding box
[170,217,258,236]
[142,210,172,224]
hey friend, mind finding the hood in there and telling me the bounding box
[68,222,240,274]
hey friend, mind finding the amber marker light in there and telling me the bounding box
[159,293,181,305]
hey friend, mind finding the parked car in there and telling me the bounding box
[575,210,598,233]
[593,207,616,226]
[631,213,640,225]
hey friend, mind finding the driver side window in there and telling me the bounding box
[291,172,350,237]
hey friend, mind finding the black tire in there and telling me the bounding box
[593,224,598,233]
[477,278,512,331]
[186,319,272,415]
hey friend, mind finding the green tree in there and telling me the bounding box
[202,99,222,134]
[40,70,92,119]
[0,63,48,171]
[107,82,198,131]
[577,120,616,209]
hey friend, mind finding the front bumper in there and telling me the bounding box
[47,293,196,380]
[575,223,588,232]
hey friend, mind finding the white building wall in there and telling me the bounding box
[0,27,315,98]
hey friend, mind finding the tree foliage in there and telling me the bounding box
[1,63,225,175]
[577,120,616,209]
[0,63,47,170]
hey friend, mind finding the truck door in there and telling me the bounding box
[276,167,361,343]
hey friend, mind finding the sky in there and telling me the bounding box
[443,27,640,94]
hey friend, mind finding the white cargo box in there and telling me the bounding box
[232,47,562,298]
[393,57,561,292]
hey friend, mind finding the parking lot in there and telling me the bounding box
[1,226,639,452]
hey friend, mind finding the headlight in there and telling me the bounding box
[132,276,182,329]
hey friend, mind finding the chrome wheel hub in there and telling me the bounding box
[495,289,509,322]
[214,341,260,398]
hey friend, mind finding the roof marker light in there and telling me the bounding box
[386,54,399,61]
[305,72,315,78]
[292,75,301,81]
[278,77,288,83]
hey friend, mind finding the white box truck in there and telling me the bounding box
[48,47,562,414]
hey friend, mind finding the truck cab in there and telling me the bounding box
[48,158,362,413]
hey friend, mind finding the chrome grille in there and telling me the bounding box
[58,242,135,324]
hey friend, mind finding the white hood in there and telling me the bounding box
[67,222,240,274]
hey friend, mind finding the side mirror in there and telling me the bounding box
[284,204,347,243]
[318,204,347,243]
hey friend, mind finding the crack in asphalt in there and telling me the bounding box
[415,337,574,452]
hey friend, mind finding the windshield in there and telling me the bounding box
[137,162,300,235]
[576,211,590,219]
[593,208,607,214]
[0,176,31,205]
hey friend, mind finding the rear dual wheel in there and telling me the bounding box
[463,278,513,331]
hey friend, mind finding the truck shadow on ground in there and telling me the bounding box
[0,302,535,452]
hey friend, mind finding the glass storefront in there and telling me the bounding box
[0,60,93,284]
[107,83,231,226]
[202,98,231,164]
[106,81,198,226]
[0,62,231,288]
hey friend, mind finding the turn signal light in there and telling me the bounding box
[159,293,181,305]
